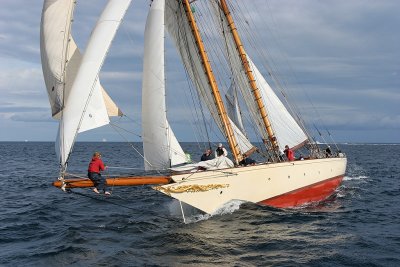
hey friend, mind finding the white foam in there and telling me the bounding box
[168,199,246,224]
[212,199,246,215]
[343,175,368,181]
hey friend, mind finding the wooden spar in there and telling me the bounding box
[53,176,171,189]
[182,0,242,164]
[219,0,278,150]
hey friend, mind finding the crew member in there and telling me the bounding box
[88,152,110,195]
[284,145,295,161]
[215,143,228,157]
[201,149,213,161]
[239,153,256,166]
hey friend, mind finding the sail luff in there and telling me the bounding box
[181,0,242,164]
[219,0,278,151]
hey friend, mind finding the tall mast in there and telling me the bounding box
[182,0,242,164]
[219,0,279,151]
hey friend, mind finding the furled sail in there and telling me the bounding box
[165,1,253,154]
[55,0,131,166]
[210,1,307,150]
[142,0,187,170]
[40,0,122,119]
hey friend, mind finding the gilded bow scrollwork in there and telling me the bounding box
[154,184,229,196]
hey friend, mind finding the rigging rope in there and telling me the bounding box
[109,122,162,175]
[229,1,340,152]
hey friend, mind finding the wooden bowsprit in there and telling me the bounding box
[53,176,171,189]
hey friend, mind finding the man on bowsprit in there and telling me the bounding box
[87,152,110,195]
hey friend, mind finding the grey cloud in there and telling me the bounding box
[9,112,54,123]
[0,0,399,143]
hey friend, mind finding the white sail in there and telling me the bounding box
[229,118,253,153]
[56,0,131,166]
[210,1,307,150]
[40,0,75,117]
[225,80,246,135]
[142,0,187,170]
[165,1,253,154]
[249,58,308,150]
[40,0,122,119]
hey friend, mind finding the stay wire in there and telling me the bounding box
[109,122,162,175]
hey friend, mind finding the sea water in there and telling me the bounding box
[0,142,399,266]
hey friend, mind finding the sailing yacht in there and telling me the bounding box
[41,0,347,215]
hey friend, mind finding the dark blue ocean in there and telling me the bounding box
[1,142,399,266]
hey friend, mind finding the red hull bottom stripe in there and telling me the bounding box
[258,175,344,208]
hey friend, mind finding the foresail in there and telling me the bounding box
[57,0,131,166]
[101,87,123,117]
[167,121,187,167]
[40,0,122,120]
[40,0,75,117]
[61,39,122,120]
[142,0,186,171]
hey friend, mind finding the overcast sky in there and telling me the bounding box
[0,0,399,143]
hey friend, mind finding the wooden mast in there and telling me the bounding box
[182,0,242,163]
[219,0,279,151]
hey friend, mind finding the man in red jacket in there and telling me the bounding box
[88,152,110,195]
[284,145,295,161]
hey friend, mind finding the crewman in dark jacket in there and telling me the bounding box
[201,149,213,161]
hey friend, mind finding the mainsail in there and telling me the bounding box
[165,1,253,156]
[249,57,308,150]
[210,0,308,151]
[142,0,187,170]
[47,0,131,167]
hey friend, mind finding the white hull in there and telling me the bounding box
[155,157,347,214]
